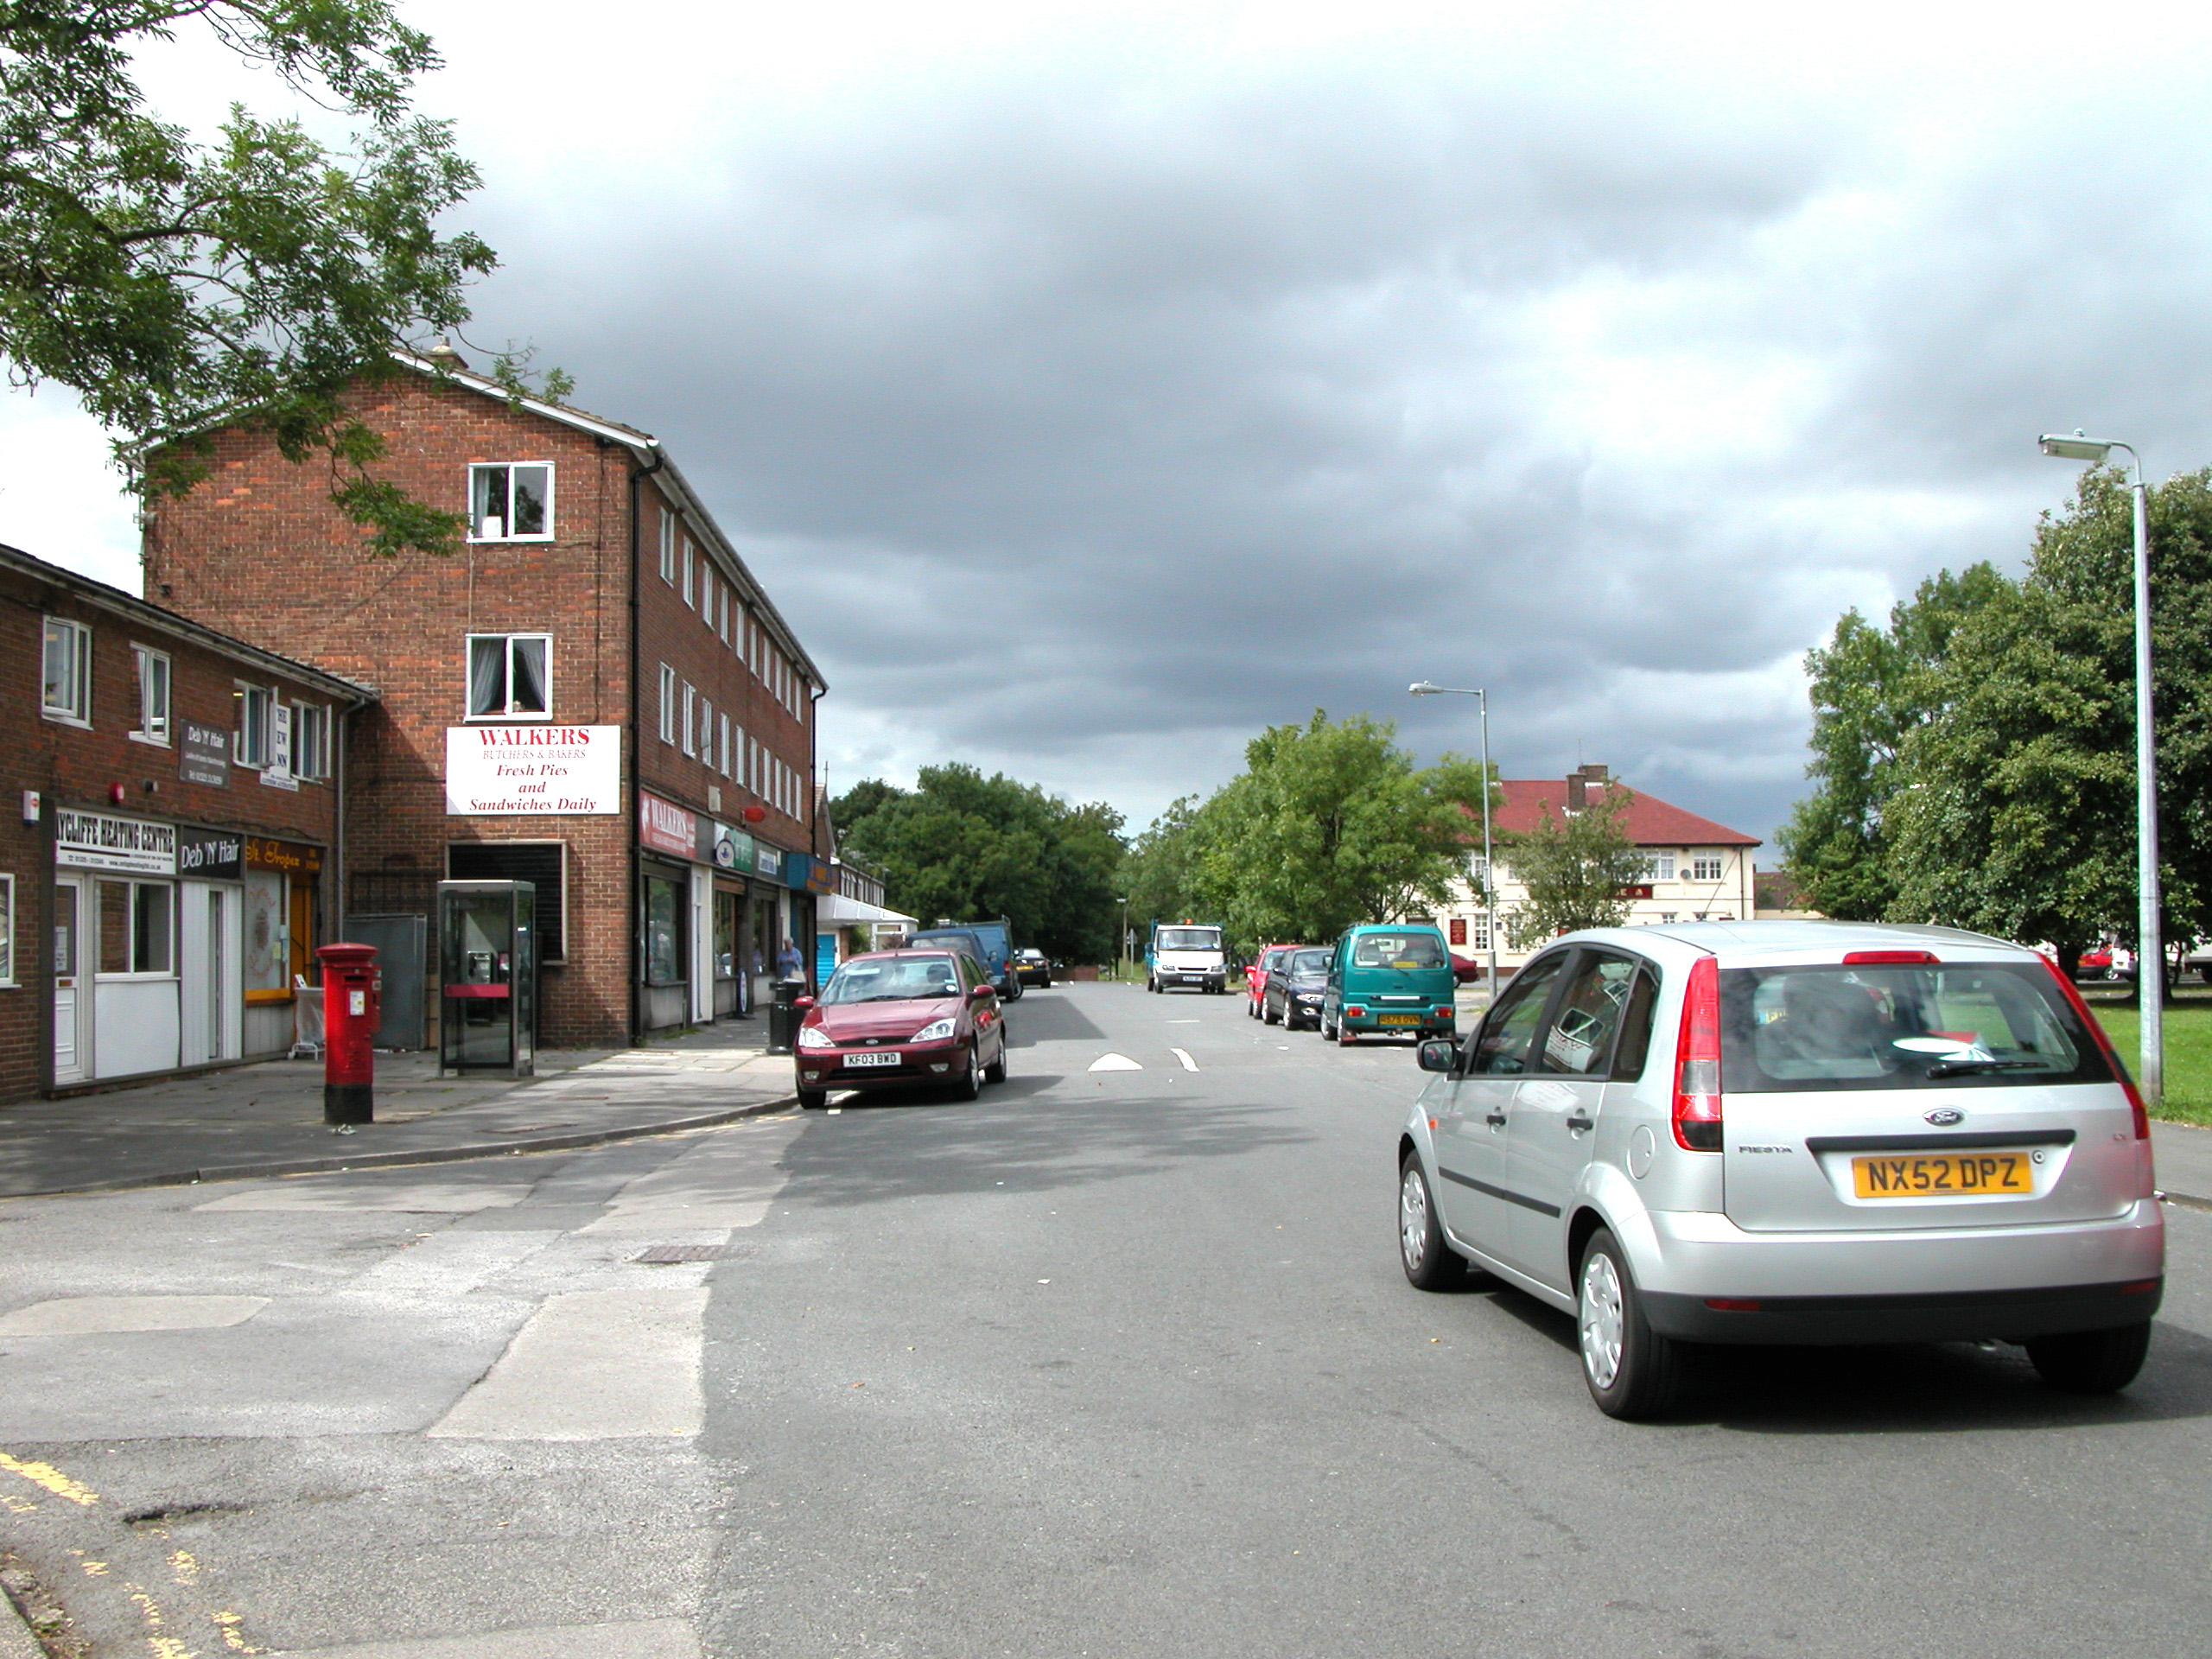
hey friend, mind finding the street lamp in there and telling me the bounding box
[1408,680,1498,990]
[2039,430,2162,1103]
[1116,896,1130,980]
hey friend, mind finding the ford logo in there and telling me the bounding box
[1924,1107,1965,1127]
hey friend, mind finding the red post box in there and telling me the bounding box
[315,942,380,1126]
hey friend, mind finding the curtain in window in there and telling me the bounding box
[511,467,548,536]
[472,467,508,537]
[468,638,506,716]
[510,638,548,713]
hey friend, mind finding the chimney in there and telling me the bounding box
[1566,762,1609,812]
[424,338,468,372]
[1565,772,1585,812]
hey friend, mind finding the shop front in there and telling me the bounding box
[701,817,756,1020]
[244,836,324,1058]
[639,792,697,1032]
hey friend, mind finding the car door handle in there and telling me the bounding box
[1565,1114,1594,1133]
[1485,1111,1508,1126]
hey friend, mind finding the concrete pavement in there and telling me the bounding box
[0,1025,798,1198]
[2153,1118,2212,1208]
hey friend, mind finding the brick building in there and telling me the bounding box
[142,353,828,1049]
[0,540,369,1098]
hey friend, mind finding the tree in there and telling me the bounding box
[1188,711,1493,948]
[1121,795,1204,942]
[830,766,1126,962]
[1499,785,1649,948]
[1,2,519,556]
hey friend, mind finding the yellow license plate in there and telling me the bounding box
[1377,1013,1422,1027]
[1851,1151,2033,1199]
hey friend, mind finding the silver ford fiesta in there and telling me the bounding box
[1397,920,2164,1419]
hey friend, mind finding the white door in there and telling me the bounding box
[53,877,88,1084]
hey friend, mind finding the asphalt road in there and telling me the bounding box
[1,981,2208,1657]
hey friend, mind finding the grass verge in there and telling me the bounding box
[2082,999,2212,1127]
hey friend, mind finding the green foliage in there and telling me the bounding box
[0,1,524,556]
[1120,794,1203,947]
[1184,711,1494,950]
[1498,785,1649,949]
[830,766,1126,962]
[1781,467,2212,971]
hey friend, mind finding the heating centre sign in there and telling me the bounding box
[445,726,621,816]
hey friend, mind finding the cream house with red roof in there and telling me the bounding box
[1443,763,1760,973]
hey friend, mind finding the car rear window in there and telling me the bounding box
[1719,963,2113,1092]
[1288,949,1330,975]
[1351,932,1446,969]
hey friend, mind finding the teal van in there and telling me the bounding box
[1319,924,1458,1046]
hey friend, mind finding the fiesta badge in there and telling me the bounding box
[1924,1107,1966,1127]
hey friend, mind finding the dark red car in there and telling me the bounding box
[793,948,1008,1109]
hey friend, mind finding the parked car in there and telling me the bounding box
[1262,946,1332,1030]
[1320,924,1458,1046]
[791,948,1008,1109]
[1245,945,1299,1016]
[1396,920,2164,1420]
[1450,951,1483,985]
[1014,948,1052,988]
[908,918,1022,1001]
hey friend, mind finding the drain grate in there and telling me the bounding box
[631,1243,741,1264]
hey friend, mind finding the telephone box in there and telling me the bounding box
[437,880,536,1077]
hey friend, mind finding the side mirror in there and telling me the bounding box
[969,982,995,1001]
[1417,1039,1458,1074]
[792,995,815,1010]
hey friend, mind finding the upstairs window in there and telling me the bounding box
[469,463,552,541]
[659,505,677,583]
[683,539,695,608]
[681,682,697,756]
[132,645,171,742]
[236,683,273,767]
[1691,854,1725,883]
[294,702,332,780]
[698,695,714,760]
[42,617,90,723]
[467,634,550,719]
[658,664,677,744]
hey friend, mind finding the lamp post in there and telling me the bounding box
[2039,430,2162,1103]
[1408,681,1498,991]
[1117,896,1130,981]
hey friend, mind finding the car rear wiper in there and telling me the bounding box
[1923,1058,2057,1078]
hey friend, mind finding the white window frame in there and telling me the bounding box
[95,878,175,980]
[681,682,697,756]
[659,505,677,584]
[719,584,731,645]
[719,713,732,777]
[1691,854,1725,883]
[683,539,696,609]
[1644,851,1676,881]
[698,695,714,761]
[658,664,677,745]
[467,461,556,543]
[130,643,171,745]
[235,683,273,768]
[41,617,91,727]
[700,569,715,630]
[465,632,553,721]
[0,873,16,987]
[294,701,331,781]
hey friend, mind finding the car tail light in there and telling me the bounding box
[1672,955,1723,1151]
[1347,1006,1366,1019]
[2040,955,2149,1139]
[1842,950,1940,964]
[1704,1297,1761,1312]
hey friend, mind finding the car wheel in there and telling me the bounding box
[797,1085,828,1109]
[2025,1323,2152,1394]
[952,1041,982,1101]
[1319,1009,1336,1039]
[1399,1155,1466,1290]
[1337,1020,1358,1047]
[1262,1000,1280,1026]
[983,1038,1007,1084]
[1577,1228,1681,1421]
[1147,977,1158,994]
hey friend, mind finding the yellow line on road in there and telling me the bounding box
[0,1449,98,1506]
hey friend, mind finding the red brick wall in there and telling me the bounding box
[142,369,821,1046]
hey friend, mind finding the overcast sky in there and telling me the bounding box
[8,1,2212,854]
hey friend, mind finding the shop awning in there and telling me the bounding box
[817,892,918,927]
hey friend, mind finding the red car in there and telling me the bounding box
[1246,944,1300,1016]
[792,948,1008,1109]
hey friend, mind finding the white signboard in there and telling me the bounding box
[56,810,178,874]
[445,726,621,816]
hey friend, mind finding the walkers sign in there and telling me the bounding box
[445,726,621,816]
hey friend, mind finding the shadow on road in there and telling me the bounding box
[1001,992,1109,1046]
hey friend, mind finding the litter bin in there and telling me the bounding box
[767,980,804,1055]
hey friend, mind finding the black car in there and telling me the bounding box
[1262,946,1332,1031]
[1014,948,1052,988]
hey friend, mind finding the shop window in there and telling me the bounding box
[1691,855,1725,882]
[467,634,550,719]
[132,645,171,744]
[98,880,173,976]
[236,683,273,767]
[659,505,677,584]
[0,874,14,986]
[644,874,685,985]
[448,841,566,962]
[469,462,552,541]
[41,617,90,724]
[294,702,331,780]
[681,683,697,756]
[658,664,677,744]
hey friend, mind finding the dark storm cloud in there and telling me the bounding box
[432,12,2212,843]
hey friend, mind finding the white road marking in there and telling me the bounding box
[427,1287,706,1440]
[196,1182,528,1213]
[1172,1048,1198,1071]
[1088,1053,1144,1072]
[0,1296,268,1336]
[1166,1020,1200,1024]
[266,1617,702,1658]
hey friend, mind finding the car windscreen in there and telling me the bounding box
[1157,928,1220,950]
[1287,949,1331,976]
[1719,963,2113,1092]
[1351,932,1446,969]
[823,956,962,1004]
